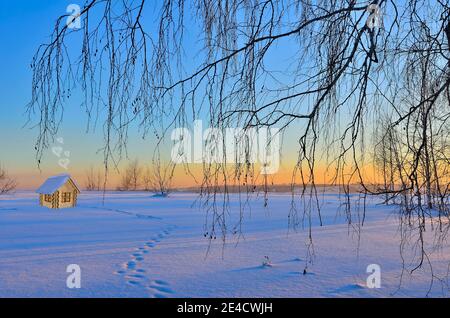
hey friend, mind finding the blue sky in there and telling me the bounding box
[0,1,377,189]
[0,2,71,174]
[0,1,295,187]
[0,1,164,187]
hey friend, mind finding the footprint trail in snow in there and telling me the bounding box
[116,224,177,298]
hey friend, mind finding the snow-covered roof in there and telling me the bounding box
[36,174,80,194]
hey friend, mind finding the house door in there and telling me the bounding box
[52,191,60,209]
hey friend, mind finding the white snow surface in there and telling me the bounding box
[0,191,449,298]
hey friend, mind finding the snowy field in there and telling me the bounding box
[0,191,449,298]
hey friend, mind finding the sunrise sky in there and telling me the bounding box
[0,1,382,190]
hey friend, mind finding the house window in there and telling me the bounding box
[62,192,72,203]
[44,194,52,202]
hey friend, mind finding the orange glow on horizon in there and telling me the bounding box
[12,160,383,190]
